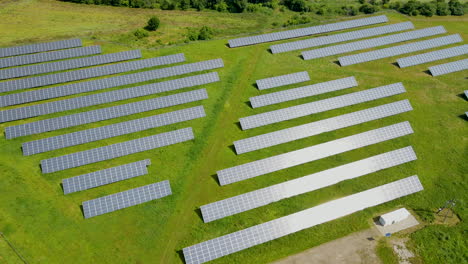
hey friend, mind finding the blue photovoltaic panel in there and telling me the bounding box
[397,45,468,68]
[183,176,423,264]
[5,89,208,139]
[250,77,357,108]
[240,83,406,130]
[0,58,222,106]
[203,147,417,222]
[0,72,218,122]
[0,46,101,68]
[235,100,412,154]
[41,127,194,173]
[301,26,446,60]
[256,71,310,90]
[338,34,463,66]
[22,106,206,155]
[0,39,82,58]
[83,180,172,218]
[270,22,414,54]
[0,53,186,93]
[429,58,468,76]
[0,50,142,80]
[228,15,388,47]
[218,122,413,185]
[63,159,151,194]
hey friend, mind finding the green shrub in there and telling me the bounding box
[133,28,149,39]
[146,16,160,31]
[342,5,358,16]
[419,3,436,17]
[449,0,464,15]
[283,14,311,26]
[436,1,450,15]
[198,25,214,40]
[359,3,377,14]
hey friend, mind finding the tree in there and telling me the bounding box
[342,5,358,16]
[198,26,214,40]
[448,0,464,15]
[146,16,160,31]
[359,3,377,14]
[399,0,421,15]
[436,1,450,15]
[284,0,308,12]
[419,3,435,17]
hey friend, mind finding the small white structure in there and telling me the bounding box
[379,208,411,226]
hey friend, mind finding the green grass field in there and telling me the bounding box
[0,1,467,263]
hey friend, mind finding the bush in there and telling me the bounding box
[133,28,149,39]
[283,14,311,26]
[419,3,436,17]
[160,0,176,9]
[359,3,377,14]
[342,5,358,16]
[186,26,215,41]
[146,16,160,31]
[284,0,308,12]
[449,0,464,15]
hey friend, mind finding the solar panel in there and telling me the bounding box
[5,89,208,139]
[41,127,194,173]
[256,71,310,90]
[183,176,423,264]
[235,100,412,154]
[397,45,468,68]
[270,22,414,54]
[219,121,413,185]
[1,72,218,122]
[228,15,388,48]
[251,76,357,108]
[0,39,82,58]
[0,50,142,80]
[0,53,186,93]
[0,46,102,69]
[0,58,222,106]
[22,106,205,155]
[465,90,468,99]
[301,26,446,60]
[204,146,417,222]
[240,83,406,130]
[428,58,468,76]
[339,34,463,66]
[83,180,172,218]
[62,159,151,194]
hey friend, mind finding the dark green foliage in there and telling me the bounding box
[419,3,436,17]
[448,0,464,15]
[146,16,160,31]
[341,5,358,16]
[359,3,377,14]
[283,14,311,26]
[390,1,402,10]
[399,0,420,15]
[133,28,149,39]
[283,0,308,12]
[185,25,215,42]
[436,1,451,15]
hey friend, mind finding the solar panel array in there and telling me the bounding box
[339,34,463,66]
[62,159,151,194]
[0,53,186,93]
[256,71,310,90]
[203,147,417,222]
[270,22,414,54]
[0,46,102,69]
[218,122,413,185]
[83,180,172,218]
[235,100,413,154]
[5,89,208,139]
[0,58,222,106]
[301,26,446,60]
[429,58,468,76]
[0,39,82,58]
[0,50,142,80]
[1,72,218,122]
[228,15,388,47]
[41,127,194,173]
[397,45,468,68]
[23,106,206,155]
[240,83,406,130]
[183,176,423,264]
[250,76,358,108]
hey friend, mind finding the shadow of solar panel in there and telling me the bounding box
[219,121,413,185]
[5,89,208,139]
[251,76,357,108]
[235,100,412,154]
[0,50,142,80]
[1,72,218,122]
[240,83,406,130]
[302,26,446,60]
[63,159,151,194]
[397,45,468,68]
[429,58,468,76]
[270,22,414,54]
[256,71,310,90]
[83,180,172,218]
[41,127,194,173]
[183,176,423,264]
[23,106,206,155]
[0,53,186,93]
[228,15,388,47]
[0,39,82,58]
[0,58,222,106]
[339,34,463,66]
[203,146,417,222]
[0,46,101,69]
